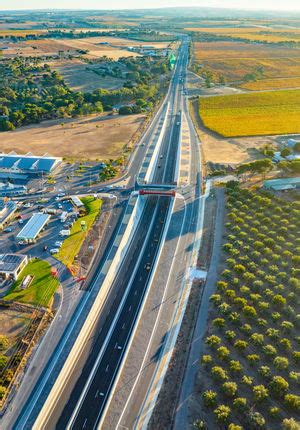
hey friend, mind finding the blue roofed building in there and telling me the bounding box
[0,152,62,176]
[16,212,51,243]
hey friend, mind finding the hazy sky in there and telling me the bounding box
[0,0,300,11]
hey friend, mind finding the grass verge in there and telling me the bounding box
[4,259,59,308]
[55,196,102,268]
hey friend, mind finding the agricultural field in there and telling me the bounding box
[240,77,300,91]
[189,99,273,165]
[193,41,300,90]
[0,113,145,160]
[186,26,300,43]
[4,259,59,308]
[55,196,102,268]
[199,90,300,137]
[0,37,141,59]
[195,184,300,430]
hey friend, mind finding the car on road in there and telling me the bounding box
[57,203,62,209]
[176,121,180,126]
[55,241,63,248]
[145,263,151,271]
[43,245,48,251]
[50,248,59,254]
[18,219,24,224]
[57,192,66,197]
[3,227,12,233]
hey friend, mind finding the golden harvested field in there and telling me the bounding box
[199,89,300,137]
[240,77,300,90]
[187,26,300,42]
[0,114,145,160]
[48,59,125,92]
[1,37,141,59]
[193,41,300,88]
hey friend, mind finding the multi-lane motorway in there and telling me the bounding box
[11,37,193,430]
[55,40,187,430]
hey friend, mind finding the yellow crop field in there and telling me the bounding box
[186,27,300,42]
[240,77,300,90]
[199,89,300,137]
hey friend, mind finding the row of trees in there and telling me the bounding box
[196,183,300,429]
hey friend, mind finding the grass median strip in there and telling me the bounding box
[4,259,59,308]
[55,196,102,268]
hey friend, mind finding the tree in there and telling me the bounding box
[253,385,268,402]
[233,397,248,412]
[206,335,221,347]
[201,355,212,366]
[214,404,231,423]
[0,335,9,351]
[273,356,289,370]
[0,355,8,371]
[217,346,230,361]
[0,386,6,400]
[270,376,289,397]
[284,394,300,411]
[202,390,217,407]
[229,360,242,373]
[222,381,238,397]
[0,119,15,131]
[247,411,266,429]
[211,366,228,381]
[281,418,300,430]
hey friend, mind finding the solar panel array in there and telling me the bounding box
[0,154,61,173]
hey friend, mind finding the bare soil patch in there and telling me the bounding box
[0,113,145,161]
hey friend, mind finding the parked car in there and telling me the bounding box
[3,227,12,233]
[50,248,59,254]
[18,219,24,225]
[55,241,63,248]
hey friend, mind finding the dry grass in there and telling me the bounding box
[48,59,125,92]
[199,89,300,137]
[0,113,145,160]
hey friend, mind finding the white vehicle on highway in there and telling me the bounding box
[50,248,59,254]
[55,241,63,248]
[59,229,71,237]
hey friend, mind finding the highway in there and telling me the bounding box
[10,38,189,430]
[54,42,187,430]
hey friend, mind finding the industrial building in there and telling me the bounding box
[0,254,28,280]
[264,177,300,191]
[17,212,51,243]
[0,199,17,229]
[0,153,62,176]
